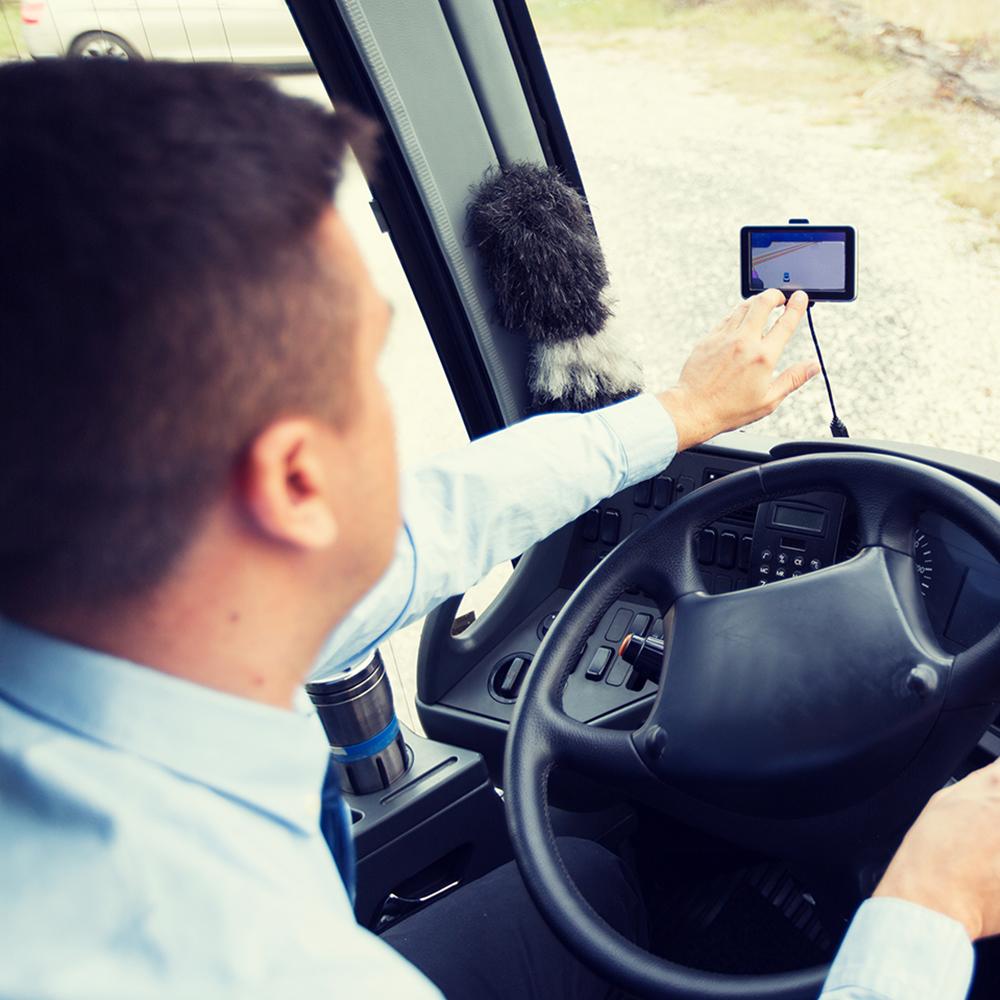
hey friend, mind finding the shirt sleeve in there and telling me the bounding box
[310,393,677,678]
[819,898,975,1000]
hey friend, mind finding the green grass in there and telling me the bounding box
[858,0,999,58]
[876,108,943,146]
[871,107,1000,221]
[0,0,27,60]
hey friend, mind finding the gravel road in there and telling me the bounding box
[543,32,1000,460]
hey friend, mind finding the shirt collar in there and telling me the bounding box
[0,616,330,834]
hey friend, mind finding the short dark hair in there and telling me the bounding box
[0,60,376,613]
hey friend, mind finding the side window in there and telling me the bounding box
[215,0,307,64]
[174,0,231,62]
[137,1,193,62]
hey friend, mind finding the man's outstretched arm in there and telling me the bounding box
[314,290,815,676]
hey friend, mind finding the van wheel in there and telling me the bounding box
[68,31,141,61]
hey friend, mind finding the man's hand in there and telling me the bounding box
[874,757,1000,941]
[656,289,818,451]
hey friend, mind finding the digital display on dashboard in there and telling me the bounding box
[771,505,825,533]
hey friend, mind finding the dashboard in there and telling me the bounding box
[909,511,1000,653]
[419,443,1000,782]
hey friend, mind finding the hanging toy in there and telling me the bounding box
[467,162,642,413]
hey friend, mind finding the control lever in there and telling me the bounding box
[618,633,665,685]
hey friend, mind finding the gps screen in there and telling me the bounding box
[750,232,844,291]
[741,226,856,301]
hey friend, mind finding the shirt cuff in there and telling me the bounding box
[594,393,678,489]
[821,897,974,1000]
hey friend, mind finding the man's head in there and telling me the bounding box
[0,60,385,617]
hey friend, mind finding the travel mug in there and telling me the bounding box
[306,649,409,795]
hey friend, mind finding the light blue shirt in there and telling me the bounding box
[313,393,681,678]
[0,617,443,999]
[823,898,973,999]
[0,393,976,998]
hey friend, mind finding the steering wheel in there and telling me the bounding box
[504,452,1000,1000]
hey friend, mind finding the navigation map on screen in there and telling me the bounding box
[749,231,846,292]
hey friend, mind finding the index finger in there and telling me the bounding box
[763,290,809,352]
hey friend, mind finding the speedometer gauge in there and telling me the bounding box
[913,528,934,596]
[839,523,935,598]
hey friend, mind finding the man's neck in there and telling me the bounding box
[16,508,346,710]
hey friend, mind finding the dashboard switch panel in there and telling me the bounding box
[750,492,846,586]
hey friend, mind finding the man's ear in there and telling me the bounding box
[240,418,339,550]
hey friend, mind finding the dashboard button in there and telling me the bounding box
[632,613,653,637]
[653,476,672,510]
[697,528,717,565]
[718,532,737,569]
[810,559,822,571]
[633,479,652,508]
[738,535,753,573]
[585,646,614,681]
[605,608,634,644]
[497,656,530,698]
[537,613,556,640]
[582,508,600,542]
[674,476,695,499]
[601,509,621,546]
[605,657,630,687]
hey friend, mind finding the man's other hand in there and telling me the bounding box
[657,289,818,451]
[874,756,1000,941]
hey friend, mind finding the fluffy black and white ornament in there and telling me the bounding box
[467,162,642,412]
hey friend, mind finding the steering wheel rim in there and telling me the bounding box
[504,452,1000,1000]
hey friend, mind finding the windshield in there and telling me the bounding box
[527,0,1000,458]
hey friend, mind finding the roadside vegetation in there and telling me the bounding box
[859,0,999,55]
[528,0,1000,228]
